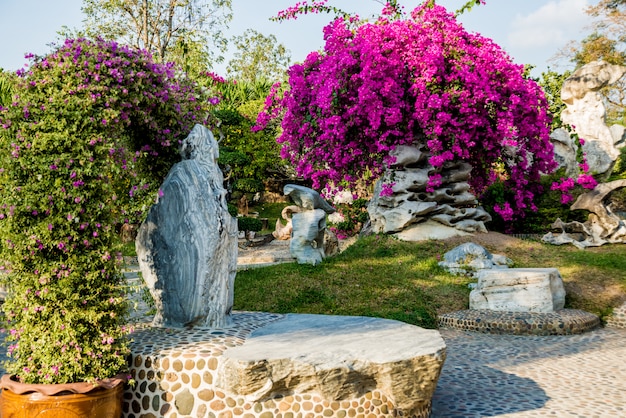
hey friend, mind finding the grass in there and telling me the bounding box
[233,234,626,329]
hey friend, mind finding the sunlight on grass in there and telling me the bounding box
[233,233,626,327]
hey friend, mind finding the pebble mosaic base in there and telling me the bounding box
[437,309,600,335]
[605,301,626,329]
[124,312,430,418]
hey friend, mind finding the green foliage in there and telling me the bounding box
[79,0,233,72]
[227,203,238,218]
[237,216,263,233]
[0,70,15,108]
[537,69,572,129]
[610,147,626,179]
[0,38,210,384]
[205,78,285,193]
[232,178,264,194]
[482,170,589,234]
[226,29,291,83]
[328,196,369,239]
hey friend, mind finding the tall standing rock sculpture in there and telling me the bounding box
[136,124,238,328]
[558,60,626,176]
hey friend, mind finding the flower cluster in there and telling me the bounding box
[0,38,212,384]
[258,3,556,221]
[550,135,598,205]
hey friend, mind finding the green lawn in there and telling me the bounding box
[233,234,626,329]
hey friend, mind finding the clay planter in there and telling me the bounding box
[0,374,125,418]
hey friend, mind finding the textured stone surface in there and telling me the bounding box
[438,309,600,335]
[367,145,491,235]
[606,301,626,329]
[218,314,446,415]
[550,127,580,177]
[438,242,513,277]
[469,268,566,313]
[282,185,336,265]
[125,312,445,418]
[136,125,238,329]
[432,326,626,417]
[560,60,626,175]
[543,179,626,248]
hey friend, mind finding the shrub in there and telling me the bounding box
[257,3,556,222]
[238,217,263,233]
[0,38,212,384]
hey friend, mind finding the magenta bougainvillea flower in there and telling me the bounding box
[258,3,557,221]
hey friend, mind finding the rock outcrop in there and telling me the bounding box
[542,179,626,248]
[438,242,513,277]
[367,145,491,237]
[136,125,238,329]
[469,268,566,313]
[558,60,626,176]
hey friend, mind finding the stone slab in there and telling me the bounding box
[469,268,566,313]
[125,312,446,418]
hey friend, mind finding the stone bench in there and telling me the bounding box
[124,312,446,418]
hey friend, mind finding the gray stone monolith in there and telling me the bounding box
[136,124,238,329]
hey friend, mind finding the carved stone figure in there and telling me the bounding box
[558,60,626,176]
[282,184,336,265]
[542,179,626,248]
[136,124,238,329]
[366,145,491,237]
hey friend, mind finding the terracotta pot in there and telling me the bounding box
[0,374,125,418]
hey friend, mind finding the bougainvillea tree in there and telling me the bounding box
[257,2,558,221]
[0,38,213,384]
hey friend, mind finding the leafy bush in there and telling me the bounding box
[0,38,212,384]
[257,3,556,222]
[238,217,263,233]
[482,170,589,234]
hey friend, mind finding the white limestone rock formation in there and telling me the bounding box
[217,314,446,417]
[469,268,566,313]
[283,184,336,265]
[367,145,491,237]
[550,127,580,177]
[559,60,626,176]
[542,179,626,248]
[439,242,513,278]
[136,125,238,329]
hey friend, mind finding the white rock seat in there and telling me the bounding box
[469,268,566,313]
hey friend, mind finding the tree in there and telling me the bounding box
[204,74,286,196]
[226,29,291,84]
[80,0,232,74]
[537,69,573,130]
[258,3,556,222]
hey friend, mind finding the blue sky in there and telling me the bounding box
[0,0,597,76]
